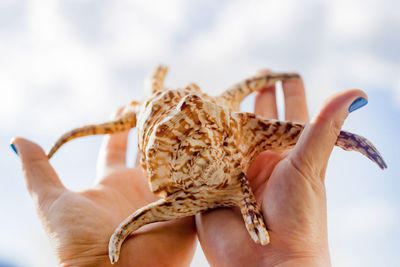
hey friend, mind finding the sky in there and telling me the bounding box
[1,0,400,266]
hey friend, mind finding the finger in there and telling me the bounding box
[97,108,130,173]
[289,89,368,178]
[135,151,142,167]
[282,76,309,122]
[11,137,66,203]
[254,69,278,119]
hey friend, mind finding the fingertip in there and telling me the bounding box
[311,89,367,124]
[281,75,304,91]
[256,69,273,91]
[10,138,18,155]
[256,69,272,76]
[11,137,48,162]
[10,136,22,149]
[349,96,368,113]
[290,89,369,177]
[12,137,66,196]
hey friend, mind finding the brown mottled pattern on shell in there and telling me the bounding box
[109,185,240,261]
[47,105,138,159]
[145,65,168,96]
[215,72,300,111]
[44,66,386,264]
[238,172,270,244]
[235,113,305,168]
[144,94,239,195]
[336,130,387,169]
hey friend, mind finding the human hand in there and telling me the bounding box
[11,110,197,267]
[196,71,368,266]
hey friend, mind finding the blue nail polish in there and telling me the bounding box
[349,97,368,113]
[10,143,18,155]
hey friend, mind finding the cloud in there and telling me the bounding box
[330,198,397,238]
[329,197,398,267]
[1,1,399,266]
[2,0,399,135]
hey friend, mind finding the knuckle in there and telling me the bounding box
[329,119,343,138]
[314,112,344,139]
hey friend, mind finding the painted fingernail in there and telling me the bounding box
[349,97,368,113]
[10,143,18,155]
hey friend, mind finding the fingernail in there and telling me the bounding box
[10,143,18,155]
[349,97,368,113]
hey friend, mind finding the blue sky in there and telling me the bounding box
[1,0,400,266]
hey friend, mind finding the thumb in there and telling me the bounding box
[289,89,368,178]
[11,137,66,205]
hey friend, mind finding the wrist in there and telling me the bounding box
[274,247,331,267]
[276,256,331,267]
[263,241,331,267]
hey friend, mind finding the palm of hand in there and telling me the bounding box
[15,129,196,267]
[195,73,364,266]
[197,149,328,265]
[43,168,152,265]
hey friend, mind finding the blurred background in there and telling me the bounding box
[1,0,399,266]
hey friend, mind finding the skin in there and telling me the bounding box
[12,110,197,267]
[12,69,367,266]
[196,71,367,266]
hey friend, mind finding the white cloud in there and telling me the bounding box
[2,0,399,135]
[326,0,383,40]
[330,198,397,238]
[329,197,398,267]
[1,1,399,266]
[172,0,400,111]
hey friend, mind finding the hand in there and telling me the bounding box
[196,71,367,266]
[12,110,197,267]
